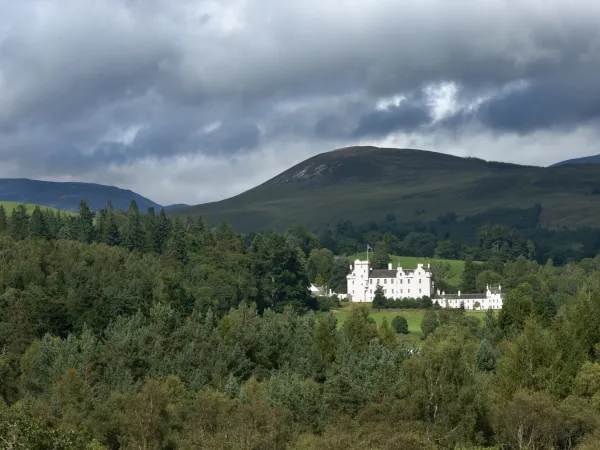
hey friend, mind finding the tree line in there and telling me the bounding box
[2,201,600,448]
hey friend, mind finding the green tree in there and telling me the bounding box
[476,338,496,371]
[0,205,8,233]
[29,205,48,239]
[328,257,350,294]
[10,204,29,240]
[77,200,95,243]
[103,205,120,246]
[123,200,145,251]
[372,285,387,310]
[155,208,171,253]
[434,239,456,259]
[145,207,157,252]
[392,315,409,334]
[371,240,390,269]
[166,217,188,264]
[307,248,334,288]
[460,257,481,293]
[420,309,438,338]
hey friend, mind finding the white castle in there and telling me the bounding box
[346,258,504,310]
[434,286,503,310]
[347,259,433,302]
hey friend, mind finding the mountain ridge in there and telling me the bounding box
[171,146,600,231]
[0,178,161,212]
[551,154,600,167]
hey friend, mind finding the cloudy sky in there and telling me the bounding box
[1,0,600,205]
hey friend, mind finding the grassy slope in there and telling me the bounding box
[0,201,75,215]
[172,146,600,231]
[351,252,469,286]
[333,308,487,341]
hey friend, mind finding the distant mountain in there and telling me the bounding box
[171,146,600,231]
[551,154,600,167]
[0,178,161,212]
[163,204,190,212]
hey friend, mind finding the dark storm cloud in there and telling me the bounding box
[1,0,600,204]
[352,102,431,138]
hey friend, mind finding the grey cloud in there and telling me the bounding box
[1,0,600,204]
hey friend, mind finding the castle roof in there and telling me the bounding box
[369,269,397,278]
[434,293,486,300]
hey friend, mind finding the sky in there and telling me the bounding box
[1,0,600,205]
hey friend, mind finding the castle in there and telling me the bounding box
[346,258,504,310]
[347,259,433,302]
[434,286,503,310]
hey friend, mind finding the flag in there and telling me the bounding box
[367,244,373,251]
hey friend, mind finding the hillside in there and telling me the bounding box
[172,146,600,231]
[0,201,75,216]
[0,178,161,212]
[551,154,600,167]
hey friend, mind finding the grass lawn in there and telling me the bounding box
[0,201,75,215]
[332,307,488,341]
[351,252,478,286]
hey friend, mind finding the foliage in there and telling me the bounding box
[1,201,600,448]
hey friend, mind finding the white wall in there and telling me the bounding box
[347,260,433,303]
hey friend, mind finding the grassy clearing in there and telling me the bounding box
[0,201,75,215]
[351,253,472,286]
[332,307,487,341]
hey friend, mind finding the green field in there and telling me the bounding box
[333,308,487,341]
[0,201,74,215]
[351,253,471,286]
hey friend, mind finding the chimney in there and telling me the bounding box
[388,262,392,270]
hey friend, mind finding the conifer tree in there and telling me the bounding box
[29,205,49,239]
[0,205,7,232]
[155,208,171,253]
[166,217,188,264]
[123,200,145,251]
[145,207,157,252]
[77,200,95,243]
[10,204,30,240]
[104,208,120,246]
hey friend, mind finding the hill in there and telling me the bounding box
[0,201,75,216]
[551,154,600,167]
[0,178,161,213]
[172,146,600,231]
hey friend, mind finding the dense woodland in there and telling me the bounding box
[2,201,600,448]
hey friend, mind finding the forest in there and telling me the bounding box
[2,201,600,448]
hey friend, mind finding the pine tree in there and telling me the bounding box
[166,217,188,264]
[104,208,120,246]
[460,257,480,293]
[77,200,95,243]
[123,200,145,251]
[145,207,157,252]
[155,208,171,253]
[29,205,49,239]
[476,338,496,371]
[10,204,30,240]
[0,205,7,232]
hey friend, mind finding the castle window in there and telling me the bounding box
[400,279,403,284]
[370,279,372,285]
[408,279,411,284]
[408,289,411,294]
[377,279,380,285]
[384,279,387,284]
[419,289,422,294]
[419,279,421,284]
